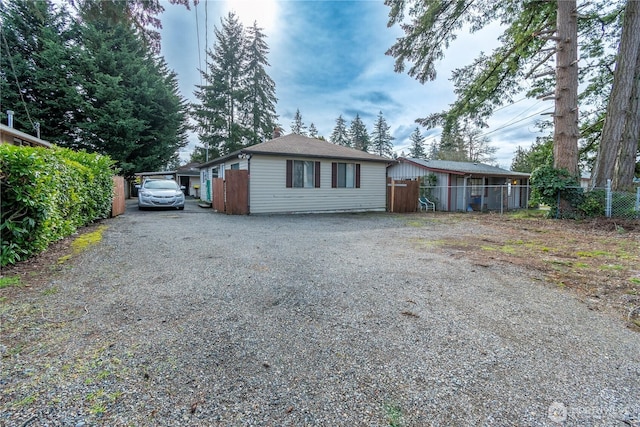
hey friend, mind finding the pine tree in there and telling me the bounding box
[0,0,85,146]
[309,123,318,138]
[193,12,247,155]
[330,115,350,146]
[371,111,394,157]
[408,127,426,159]
[77,1,187,176]
[290,109,307,135]
[243,21,278,145]
[349,114,370,152]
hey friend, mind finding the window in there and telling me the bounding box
[331,163,360,188]
[230,163,240,170]
[286,160,320,188]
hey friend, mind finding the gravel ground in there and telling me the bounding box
[2,199,640,426]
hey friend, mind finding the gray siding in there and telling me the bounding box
[249,156,387,214]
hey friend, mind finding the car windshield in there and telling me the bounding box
[144,180,178,190]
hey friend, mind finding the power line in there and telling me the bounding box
[480,106,553,138]
[195,1,202,86]
[1,26,36,131]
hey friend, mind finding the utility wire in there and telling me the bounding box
[1,26,36,131]
[480,106,553,138]
[195,1,202,86]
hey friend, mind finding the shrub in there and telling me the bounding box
[0,145,116,266]
[530,165,584,218]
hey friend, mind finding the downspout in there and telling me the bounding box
[247,155,251,214]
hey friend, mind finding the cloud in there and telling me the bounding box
[160,0,547,166]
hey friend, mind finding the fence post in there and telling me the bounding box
[605,179,612,218]
[500,185,504,215]
[636,187,640,215]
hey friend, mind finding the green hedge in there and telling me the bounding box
[0,145,116,266]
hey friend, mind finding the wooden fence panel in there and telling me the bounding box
[387,178,419,213]
[111,176,126,217]
[213,178,225,212]
[225,170,249,215]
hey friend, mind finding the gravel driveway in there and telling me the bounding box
[2,198,640,426]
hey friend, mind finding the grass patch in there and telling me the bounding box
[576,250,609,258]
[58,225,108,264]
[630,278,640,285]
[599,264,624,271]
[506,209,547,219]
[15,394,37,407]
[384,403,403,427]
[0,275,22,289]
[41,286,59,296]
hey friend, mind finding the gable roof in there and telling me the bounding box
[199,134,391,168]
[397,157,530,178]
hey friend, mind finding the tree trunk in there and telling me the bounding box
[615,44,640,190]
[553,0,579,178]
[593,0,640,189]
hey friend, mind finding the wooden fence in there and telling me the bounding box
[387,178,419,213]
[212,171,249,215]
[111,176,126,217]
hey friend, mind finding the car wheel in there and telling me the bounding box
[138,206,145,211]
[177,206,184,210]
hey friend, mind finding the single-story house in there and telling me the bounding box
[134,163,201,197]
[198,134,391,214]
[1,123,52,148]
[387,157,531,212]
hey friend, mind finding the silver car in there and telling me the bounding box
[137,179,185,210]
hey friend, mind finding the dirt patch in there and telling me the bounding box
[415,213,640,330]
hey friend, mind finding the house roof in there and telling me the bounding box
[1,124,52,148]
[398,157,530,178]
[199,134,391,168]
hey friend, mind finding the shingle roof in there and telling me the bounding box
[199,134,391,168]
[401,157,530,178]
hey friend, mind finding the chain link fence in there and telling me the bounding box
[420,181,639,219]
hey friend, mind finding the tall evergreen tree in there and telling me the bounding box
[371,111,394,157]
[77,1,187,176]
[330,115,350,146]
[193,12,247,155]
[511,138,553,173]
[349,114,370,152]
[243,21,278,145]
[290,109,307,135]
[436,120,496,163]
[408,127,426,159]
[308,123,318,138]
[0,0,84,146]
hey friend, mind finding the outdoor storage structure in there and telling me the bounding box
[387,157,531,212]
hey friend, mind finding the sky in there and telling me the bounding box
[159,0,552,169]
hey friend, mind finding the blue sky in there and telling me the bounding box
[159,0,550,168]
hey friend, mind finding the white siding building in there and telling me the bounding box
[388,157,531,212]
[198,134,390,214]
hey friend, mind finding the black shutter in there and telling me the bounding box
[286,160,293,188]
[331,162,337,188]
[315,162,321,188]
[355,164,361,188]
